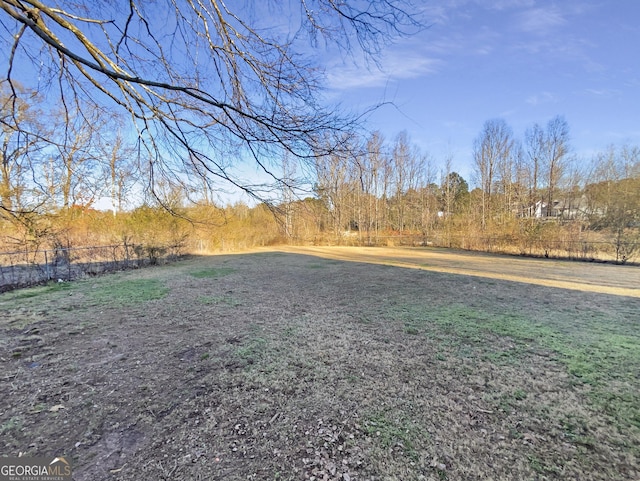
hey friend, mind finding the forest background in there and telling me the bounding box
[2,88,639,265]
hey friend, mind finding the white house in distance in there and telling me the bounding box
[528,195,595,220]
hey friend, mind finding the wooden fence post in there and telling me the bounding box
[44,250,50,280]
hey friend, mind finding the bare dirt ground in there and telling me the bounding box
[1,246,639,480]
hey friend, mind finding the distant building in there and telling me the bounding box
[525,195,598,220]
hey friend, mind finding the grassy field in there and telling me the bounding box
[1,247,638,480]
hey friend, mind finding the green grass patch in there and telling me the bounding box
[393,302,640,436]
[403,322,421,335]
[89,279,169,305]
[495,389,530,412]
[363,411,428,460]
[561,414,598,449]
[480,345,528,365]
[2,281,73,301]
[528,455,561,476]
[281,326,299,338]
[1,281,75,326]
[236,337,268,365]
[0,416,23,435]
[189,267,235,279]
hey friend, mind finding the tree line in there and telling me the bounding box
[2,79,639,263]
[0,106,640,261]
[299,119,640,262]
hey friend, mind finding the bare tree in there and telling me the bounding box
[280,152,296,239]
[586,144,640,262]
[511,141,530,217]
[542,116,570,217]
[100,128,138,215]
[417,153,438,237]
[1,84,44,212]
[473,118,514,228]
[47,105,106,209]
[437,153,468,246]
[361,131,387,242]
[496,137,516,222]
[524,123,545,216]
[390,131,410,232]
[314,142,351,237]
[1,0,421,206]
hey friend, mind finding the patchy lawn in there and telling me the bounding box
[1,247,639,480]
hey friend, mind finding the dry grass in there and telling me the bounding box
[1,247,638,480]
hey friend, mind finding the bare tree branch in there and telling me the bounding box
[1,0,422,206]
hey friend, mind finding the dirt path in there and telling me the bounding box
[276,245,640,297]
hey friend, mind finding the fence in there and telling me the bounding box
[307,233,639,264]
[0,243,183,292]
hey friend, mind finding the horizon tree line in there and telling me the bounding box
[1,82,639,260]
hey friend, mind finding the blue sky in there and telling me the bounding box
[320,0,640,182]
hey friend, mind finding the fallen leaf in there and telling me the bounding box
[49,404,65,412]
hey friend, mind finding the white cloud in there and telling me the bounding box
[516,7,566,34]
[443,120,463,129]
[326,50,440,90]
[584,88,619,97]
[526,91,557,105]
[488,0,536,10]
